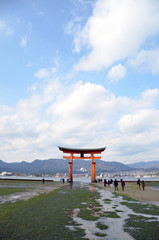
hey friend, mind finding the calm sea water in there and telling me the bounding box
[0,176,159,182]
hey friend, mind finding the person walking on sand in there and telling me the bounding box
[137,178,141,190]
[110,179,113,188]
[141,180,145,191]
[121,178,123,185]
[122,180,125,191]
[108,180,110,187]
[114,179,118,190]
[104,179,107,187]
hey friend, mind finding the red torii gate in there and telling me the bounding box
[58,146,106,183]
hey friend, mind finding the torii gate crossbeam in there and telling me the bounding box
[58,146,106,183]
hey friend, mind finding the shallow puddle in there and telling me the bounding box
[0,181,62,204]
[0,191,39,204]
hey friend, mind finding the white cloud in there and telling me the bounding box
[0,20,14,36]
[113,108,159,161]
[65,21,82,52]
[0,105,11,115]
[20,35,28,48]
[34,54,59,79]
[0,66,159,163]
[128,49,159,74]
[34,68,49,79]
[73,0,159,71]
[140,89,159,107]
[34,67,58,80]
[65,21,75,35]
[117,109,159,134]
[106,64,127,83]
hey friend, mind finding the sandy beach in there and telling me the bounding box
[101,182,159,206]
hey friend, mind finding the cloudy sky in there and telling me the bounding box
[0,0,159,163]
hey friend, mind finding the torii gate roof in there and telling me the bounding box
[58,146,106,154]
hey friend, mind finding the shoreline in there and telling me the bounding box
[1,176,159,183]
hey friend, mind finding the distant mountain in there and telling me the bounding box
[0,159,133,175]
[127,161,159,171]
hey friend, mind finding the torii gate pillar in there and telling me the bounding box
[58,146,106,183]
[69,153,73,182]
[91,154,96,182]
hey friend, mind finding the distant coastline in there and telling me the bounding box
[1,175,159,182]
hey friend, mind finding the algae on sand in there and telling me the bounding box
[124,214,159,240]
[1,181,159,240]
[0,183,100,240]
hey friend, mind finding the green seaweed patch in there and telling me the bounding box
[112,192,121,198]
[0,188,30,196]
[103,198,112,203]
[120,201,159,215]
[124,214,159,240]
[121,195,139,202]
[115,209,123,213]
[85,198,101,209]
[95,232,107,237]
[92,202,102,208]
[0,186,98,240]
[92,207,102,212]
[77,208,99,221]
[96,222,108,230]
[101,211,120,218]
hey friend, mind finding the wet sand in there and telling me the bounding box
[100,182,159,206]
[70,185,159,240]
[1,180,159,206]
[0,181,64,204]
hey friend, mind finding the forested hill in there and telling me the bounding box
[127,161,159,171]
[0,159,133,175]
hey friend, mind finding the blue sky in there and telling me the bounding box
[0,0,159,163]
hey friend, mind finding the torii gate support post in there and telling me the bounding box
[92,162,96,183]
[91,153,96,183]
[69,153,73,182]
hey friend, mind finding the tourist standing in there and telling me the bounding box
[110,179,113,188]
[141,180,145,190]
[104,179,107,187]
[122,180,125,191]
[108,180,110,187]
[114,179,118,190]
[137,178,141,190]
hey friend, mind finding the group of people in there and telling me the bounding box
[60,178,65,183]
[137,178,145,190]
[104,179,113,188]
[43,177,145,191]
[114,179,125,191]
[103,178,146,191]
[103,178,125,191]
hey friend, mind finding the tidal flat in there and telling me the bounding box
[0,180,159,240]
